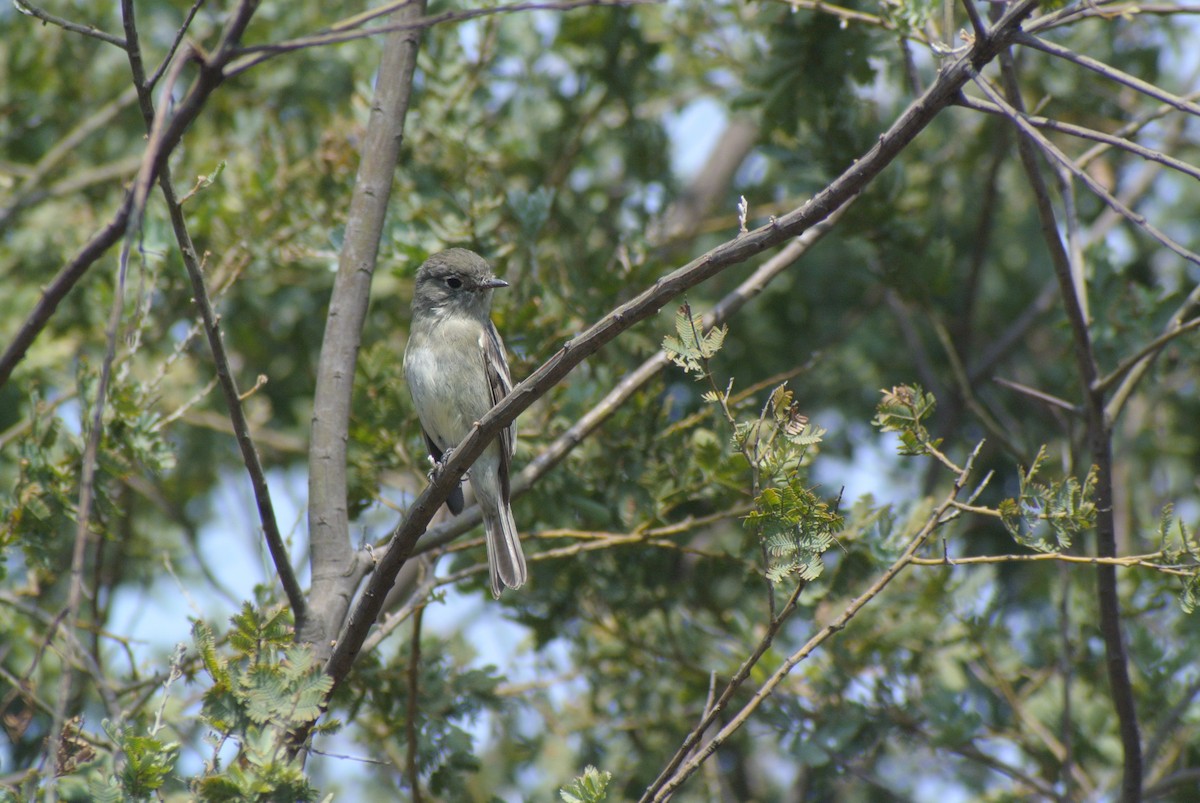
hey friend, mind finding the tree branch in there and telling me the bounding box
[0,86,139,231]
[983,51,1144,803]
[0,198,132,389]
[47,22,193,790]
[301,0,428,659]
[114,0,306,622]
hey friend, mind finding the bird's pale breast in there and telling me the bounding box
[404,318,492,452]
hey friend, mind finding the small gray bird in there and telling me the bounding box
[403,249,526,597]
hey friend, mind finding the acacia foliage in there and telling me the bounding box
[3,0,1200,800]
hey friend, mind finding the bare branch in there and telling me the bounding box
[146,0,208,89]
[1095,317,1200,394]
[993,376,1081,415]
[960,0,987,42]
[1030,2,1200,32]
[0,198,132,389]
[47,30,193,789]
[771,0,918,39]
[910,551,1196,577]
[640,582,808,802]
[0,0,262,392]
[0,87,139,230]
[121,0,307,621]
[405,605,425,803]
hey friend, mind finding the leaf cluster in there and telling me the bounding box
[1155,505,1200,614]
[749,476,844,584]
[190,604,336,801]
[872,384,941,457]
[666,305,840,584]
[559,765,612,803]
[663,304,726,377]
[997,445,1097,553]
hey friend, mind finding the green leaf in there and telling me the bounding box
[663,302,726,377]
[560,765,613,803]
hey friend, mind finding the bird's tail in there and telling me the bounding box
[483,501,527,598]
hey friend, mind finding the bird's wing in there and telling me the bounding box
[483,320,515,497]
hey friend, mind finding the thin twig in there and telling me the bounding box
[640,582,809,801]
[1030,1,1200,31]
[1016,32,1200,118]
[0,86,139,230]
[226,0,658,76]
[46,33,192,791]
[120,0,306,623]
[960,0,987,41]
[1095,317,1200,394]
[909,551,1195,577]
[0,0,261,393]
[146,0,207,89]
[1077,87,1200,170]
[931,316,1026,460]
[0,199,131,389]
[12,0,126,47]
[993,376,1081,415]
[957,94,1200,184]
[405,605,425,803]
[971,74,1200,271]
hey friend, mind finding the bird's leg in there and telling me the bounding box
[426,448,454,480]
[426,447,472,482]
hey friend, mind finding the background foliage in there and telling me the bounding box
[3,0,1200,800]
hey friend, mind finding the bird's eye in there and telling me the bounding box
[445,277,463,289]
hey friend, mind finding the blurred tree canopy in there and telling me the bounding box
[3,0,1200,800]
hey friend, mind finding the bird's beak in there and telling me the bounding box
[483,277,509,289]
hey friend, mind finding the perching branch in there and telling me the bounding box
[317,0,1039,701]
